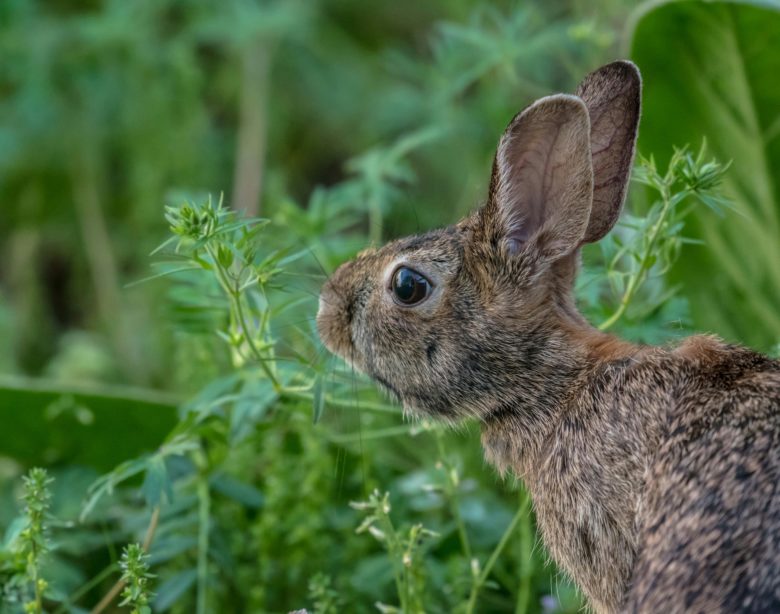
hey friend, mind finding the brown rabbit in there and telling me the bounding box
[316,61,780,613]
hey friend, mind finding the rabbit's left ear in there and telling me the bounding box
[482,94,594,262]
[576,60,641,243]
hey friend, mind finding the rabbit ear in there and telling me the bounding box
[483,94,594,261]
[575,60,641,244]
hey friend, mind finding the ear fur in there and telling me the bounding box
[575,60,641,244]
[484,94,594,262]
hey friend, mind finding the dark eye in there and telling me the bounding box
[391,267,431,306]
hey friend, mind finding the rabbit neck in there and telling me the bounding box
[480,323,662,614]
[480,305,640,475]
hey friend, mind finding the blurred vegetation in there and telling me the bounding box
[631,0,780,349]
[0,0,778,612]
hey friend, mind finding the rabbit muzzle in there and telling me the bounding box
[317,260,360,366]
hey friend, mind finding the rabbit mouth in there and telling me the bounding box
[316,300,373,379]
[317,312,361,370]
[317,257,372,366]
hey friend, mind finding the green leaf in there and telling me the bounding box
[141,456,172,508]
[629,0,780,349]
[0,375,178,471]
[82,434,198,520]
[148,536,199,566]
[229,378,278,442]
[2,516,26,548]
[181,373,241,419]
[209,472,264,508]
[152,568,198,612]
[81,456,152,521]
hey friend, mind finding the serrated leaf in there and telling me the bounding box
[229,378,278,442]
[141,456,171,507]
[153,568,197,612]
[210,472,264,508]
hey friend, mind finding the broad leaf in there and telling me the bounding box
[0,376,178,471]
[153,568,198,612]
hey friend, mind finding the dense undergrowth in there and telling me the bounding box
[2,0,778,612]
[1,144,729,613]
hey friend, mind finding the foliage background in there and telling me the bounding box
[0,0,778,612]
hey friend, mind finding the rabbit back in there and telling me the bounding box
[626,342,780,612]
[483,337,780,613]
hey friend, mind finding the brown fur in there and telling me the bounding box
[317,61,780,612]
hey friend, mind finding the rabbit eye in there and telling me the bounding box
[391,267,431,306]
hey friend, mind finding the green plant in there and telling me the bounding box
[0,468,53,614]
[579,142,731,341]
[462,494,530,614]
[307,572,343,614]
[118,544,155,614]
[68,188,402,612]
[19,469,52,614]
[430,432,535,614]
[351,490,439,613]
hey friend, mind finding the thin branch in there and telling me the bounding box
[90,506,161,614]
[231,40,271,216]
[465,501,527,614]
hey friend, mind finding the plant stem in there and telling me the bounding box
[197,473,211,614]
[465,501,526,614]
[231,40,271,216]
[379,515,406,612]
[327,425,417,443]
[599,184,678,331]
[514,489,533,614]
[91,506,160,614]
[31,539,42,614]
[368,185,383,245]
[434,432,472,560]
[72,150,144,382]
[205,244,280,389]
[232,285,280,389]
[280,389,398,413]
[54,564,118,614]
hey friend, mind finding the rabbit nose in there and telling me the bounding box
[318,260,354,312]
[316,260,356,357]
[317,281,338,319]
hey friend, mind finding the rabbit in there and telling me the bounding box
[316,60,780,613]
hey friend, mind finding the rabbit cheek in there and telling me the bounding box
[358,314,428,408]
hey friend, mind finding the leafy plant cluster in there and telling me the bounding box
[580,143,731,340]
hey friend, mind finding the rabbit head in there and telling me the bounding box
[317,61,641,423]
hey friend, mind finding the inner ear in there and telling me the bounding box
[487,94,594,261]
